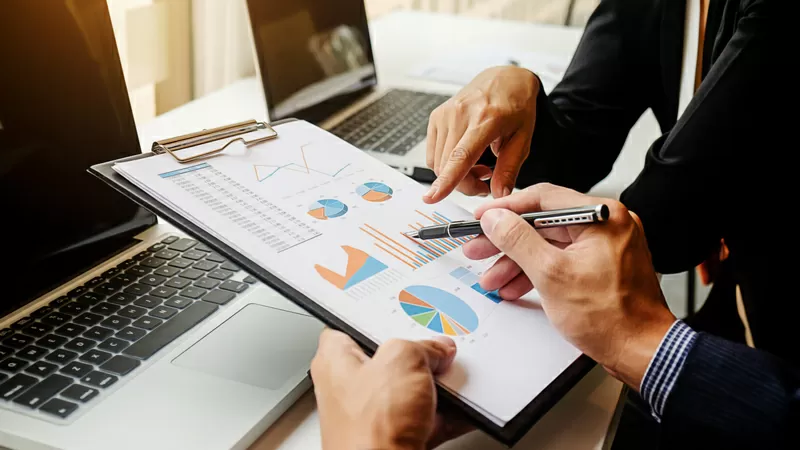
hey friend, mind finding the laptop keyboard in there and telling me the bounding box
[329,88,449,156]
[0,235,256,421]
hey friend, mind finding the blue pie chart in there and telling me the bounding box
[308,199,348,220]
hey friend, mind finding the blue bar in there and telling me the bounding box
[471,283,503,303]
[429,240,450,253]
[450,267,470,279]
[159,162,210,178]
[417,251,433,263]
[434,212,454,223]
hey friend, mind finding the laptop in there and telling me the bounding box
[0,2,322,449]
[246,0,452,182]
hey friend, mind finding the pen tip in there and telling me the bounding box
[406,231,419,239]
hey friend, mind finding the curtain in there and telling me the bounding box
[192,0,256,98]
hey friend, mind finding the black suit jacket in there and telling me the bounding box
[511,0,799,446]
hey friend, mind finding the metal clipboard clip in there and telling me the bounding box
[151,119,278,164]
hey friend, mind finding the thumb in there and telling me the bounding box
[480,209,557,277]
[415,337,458,375]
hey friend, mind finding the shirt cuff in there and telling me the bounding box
[639,320,698,421]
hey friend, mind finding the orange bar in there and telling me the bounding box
[374,243,417,270]
[360,227,421,266]
[415,210,440,225]
[364,224,423,260]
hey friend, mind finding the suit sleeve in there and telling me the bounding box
[659,333,800,448]
[514,0,659,193]
[619,0,788,273]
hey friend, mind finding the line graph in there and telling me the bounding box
[253,143,351,182]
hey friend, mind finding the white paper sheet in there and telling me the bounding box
[408,45,570,93]
[114,120,581,425]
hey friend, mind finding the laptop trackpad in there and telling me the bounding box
[172,303,323,390]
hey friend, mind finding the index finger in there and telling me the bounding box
[424,125,497,204]
[474,183,595,218]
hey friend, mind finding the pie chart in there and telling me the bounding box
[308,199,348,220]
[356,182,393,202]
[399,285,479,336]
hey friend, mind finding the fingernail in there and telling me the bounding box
[481,209,505,235]
[432,336,457,355]
[424,184,439,200]
[479,173,492,181]
[502,187,511,197]
[478,192,489,197]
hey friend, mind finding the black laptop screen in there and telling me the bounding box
[0,0,155,318]
[247,0,377,123]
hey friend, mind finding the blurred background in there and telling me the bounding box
[107,0,599,125]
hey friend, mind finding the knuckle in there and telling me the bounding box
[449,146,471,163]
[380,339,423,363]
[540,251,568,279]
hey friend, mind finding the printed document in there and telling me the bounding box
[114,120,582,425]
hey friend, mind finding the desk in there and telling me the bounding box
[136,10,657,450]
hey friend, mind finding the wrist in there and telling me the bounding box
[607,307,676,390]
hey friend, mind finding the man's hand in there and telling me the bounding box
[311,329,470,450]
[423,66,540,203]
[462,184,677,389]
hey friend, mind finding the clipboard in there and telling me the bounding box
[89,118,595,447]
[151,119,278,164]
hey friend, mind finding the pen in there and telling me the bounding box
[406,205,609,240]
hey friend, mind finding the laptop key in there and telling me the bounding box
[201,290,235,306]
[179,268,204,280]
[0,345,13,359]
[194,243,211,252]
[22,323,53,338]
[37,334,68,349]
[126,266,151,277]
[101,267,121,279]
[153,266,181,277]
[165,277,191,289]
[161,236,180,244]
[91,302,121,316]
[131,316,162,330]
[61,384,99,403]
[207,269,233,281]
[64,337,96,353]
[13,374,73,409]
[100,355,140,376]
[17,345,49,361]
[168,238,197,252]
[100,316,131,331]
[140,274,167,286]
[97,338,129,353]
[94,282,123,296]
[0,357,28,373]
[179,286,207,299]
[149,307,177,320]
[73,313,103,327]
[76,292,105,305]
[50,296,70,308]
[154,249,180,260]
[118,306,147,320]
[192,260,217,272]
[205,253,226,263]
[118,259,137,270]
[148,243,167,253]
[219,280,248,294]
[59,362,93,378]
[25,361,58,377]
[55,323,87,338]
[67,286,87,298]
[0,328,14,339]
[4,334,33,349]
[133,251,151,261]
[0,374,38,401]
[116,327,146,342]
[194,278,219,290]
[42,312,71,327]
[83,326,114,341]
[163,297,192,310]
[40,398,79,418]
[111,273,136,286]
[84,276,105,288]
[108,292,137,306]
[168,258,193,269]
[140,257,167,269]
[11,317,35,329]
[123,301,217,360]
[150,286,178,299]
[220,262,240,272]
[61,302,88,316]
[45,349,78,365]
[182,250,206,261]
[133,295,162,309]
[81,371,118,389]
[123,283,151,296]
[30,306,55,318]
[79,349,112,365]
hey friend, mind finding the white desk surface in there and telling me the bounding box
[134,10,663,450]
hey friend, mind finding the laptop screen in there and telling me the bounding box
[247,0,377,124]
[0,0,155,318]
